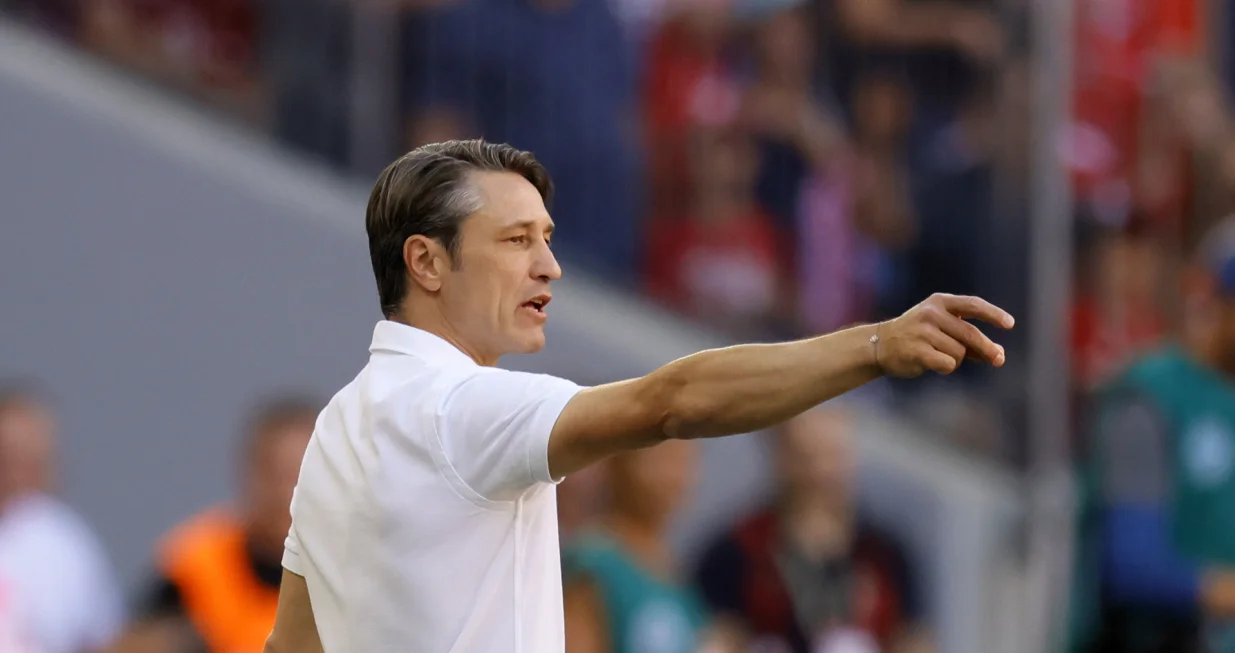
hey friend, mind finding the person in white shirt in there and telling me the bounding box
[0,387,124,653]
[262,139,1015,653]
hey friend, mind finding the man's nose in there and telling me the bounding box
[533,242,562,282]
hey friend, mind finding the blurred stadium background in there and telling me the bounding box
[0,0,1229,651]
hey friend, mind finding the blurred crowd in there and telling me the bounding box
[1,0,1028,460]
[1,0,1014,334]
[0,382,931,653]
[7,0,1232,463]
[5,0,1235,652]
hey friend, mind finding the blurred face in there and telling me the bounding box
[693,132,759,211]
[755,8,814,82]
[0,400,57,501]
[680,0,732,49]
[1096,234,1162,305]
[775,410,854,503]
[853,76,912,146]
[245,420,313,552]
[610,439,699,524]
[433,172,562,364]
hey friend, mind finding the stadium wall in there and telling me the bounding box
[0,20,1023,653]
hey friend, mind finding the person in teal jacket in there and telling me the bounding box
[562,439,714,653]
[1070,215,1235,653]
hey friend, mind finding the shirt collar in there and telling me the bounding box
[369,320,477,366]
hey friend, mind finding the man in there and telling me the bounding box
[127,397,316,653]
[1071,215,1235,653]
[695,408,929,653]
[0,385,124,653]
[262,139,1013,652]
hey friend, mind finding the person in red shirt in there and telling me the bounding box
[644,127,790,334]
[1069,0,1202,230]
[82,0,264,123]
[1071,220,1169,389]
[643,1,741,220]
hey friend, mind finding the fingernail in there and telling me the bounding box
[996,350,1006,365]
[1005,316,1015,328]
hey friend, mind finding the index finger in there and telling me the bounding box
[938,294,1016,329]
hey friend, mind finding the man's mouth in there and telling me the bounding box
[522,295,551,315]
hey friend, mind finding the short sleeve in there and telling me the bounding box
[437,369,584,502]
[1093,395,1170,505]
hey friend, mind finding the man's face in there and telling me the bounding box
[440,172,561,362]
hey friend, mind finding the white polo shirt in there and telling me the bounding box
[284,320,584,652]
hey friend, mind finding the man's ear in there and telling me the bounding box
[404,235,448,293]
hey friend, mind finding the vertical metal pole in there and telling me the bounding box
[1026,0,1076,650]
[348,2,400,174]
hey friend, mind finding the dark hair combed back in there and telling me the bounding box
[366,139,554,318]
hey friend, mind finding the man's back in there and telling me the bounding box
[283,321,583,652]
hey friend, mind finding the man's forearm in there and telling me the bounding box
[549,294,1009,478]
[654,324,882,440]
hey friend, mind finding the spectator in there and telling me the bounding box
[404,0,643,280]
[740,1,842,231]
[694,409,930,653]
[562,439,718,653]
[259,0,356,166]
[849,72,916,257]
[824,0,1002,127]
[1071,215,1235,653]
[643,128,790,334]
[890,71,997,326]
[1069,0,1204,232]
[643,0,740,219]
[81,0,265,124]
[1071,221,1169,390]
[122,397,316,653]
[836,70,917,325]
[0,385,124,653]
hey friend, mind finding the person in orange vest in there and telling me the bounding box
[128,397,317,653]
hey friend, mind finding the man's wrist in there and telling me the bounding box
[868,322,885,374]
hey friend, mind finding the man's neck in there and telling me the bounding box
[392,309,496,366]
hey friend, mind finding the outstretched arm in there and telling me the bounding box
[547,294,1014,478]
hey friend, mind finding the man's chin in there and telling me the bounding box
[514,329,547,354]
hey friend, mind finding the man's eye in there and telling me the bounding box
[508,236,526,244]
